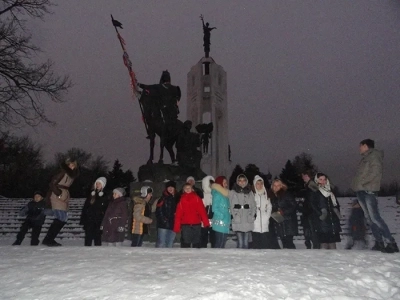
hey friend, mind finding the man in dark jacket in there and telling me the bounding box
[352,139,398,253]
[12,191,46,246]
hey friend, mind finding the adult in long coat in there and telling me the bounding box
[269,179,298,249]
[313,173,342,250]
[42,158,79,246]
[101,188,128,246]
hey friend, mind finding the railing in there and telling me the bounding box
[0,197,398,241]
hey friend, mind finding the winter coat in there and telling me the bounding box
[131,196,153,235]
[173,191,210,233]
[19,199,46,226]
[202,175,215,220]
[229,182,256,232]
[80,190,109,228]
[252,175,272,233]
[352,148,383,192]
[297,180,319,229]
[101,196,128,243]
[46,163,79,211]
[155,190,177,230]
[312,191,342,235]
[270,190,298,237]
[211,183,231,234]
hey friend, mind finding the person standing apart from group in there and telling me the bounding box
[352,138,398,253]
[229,174,256,249]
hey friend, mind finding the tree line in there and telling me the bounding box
[0,132,135,198]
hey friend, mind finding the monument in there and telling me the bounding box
[186,15,230,177]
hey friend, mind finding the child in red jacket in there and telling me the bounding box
[174,183,210,248]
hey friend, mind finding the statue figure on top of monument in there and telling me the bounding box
[200,14,216,57]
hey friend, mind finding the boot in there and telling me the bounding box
[371,241,385,251]
[385,243,399,254]
[12,240,21,246]
[42,219,66,247]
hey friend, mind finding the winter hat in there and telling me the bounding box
[140,186,153,197]
[165,180,176,189]
[33,191,43,198]
[92,177,107,196]
[113,188,126,198]
[186,176,195,183]
[215,176,226,187]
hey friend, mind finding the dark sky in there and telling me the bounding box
[21,1,400,190]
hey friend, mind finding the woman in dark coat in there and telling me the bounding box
[101,188,128,246]
[312,173,342,249]
[80,177,109,246]
[155,181,178,248]
[269,179,298,249]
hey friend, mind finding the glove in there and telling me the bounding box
[319,208,327,221]
[117,227,125,232]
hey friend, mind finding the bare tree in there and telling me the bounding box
[0,0,71,127]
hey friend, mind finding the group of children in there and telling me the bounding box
[12,171,367,250]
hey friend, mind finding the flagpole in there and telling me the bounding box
[110,15,149,135]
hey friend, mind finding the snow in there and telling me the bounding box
[1,196,399,299]
[0,239,399,300]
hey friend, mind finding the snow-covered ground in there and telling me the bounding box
[0,238,399,300]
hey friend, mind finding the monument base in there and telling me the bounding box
[137,162,206,183]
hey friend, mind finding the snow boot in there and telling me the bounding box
[385,243,399,254]
[371,241,385,251]
[42,219,66,247]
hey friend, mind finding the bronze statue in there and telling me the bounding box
[200,15,216,58]
[138,70,182,165]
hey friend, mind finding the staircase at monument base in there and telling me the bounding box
[0,197,398,242]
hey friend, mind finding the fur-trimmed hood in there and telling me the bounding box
[202,175,215,194]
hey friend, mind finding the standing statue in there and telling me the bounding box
[195,123,213,154]
[138,70,183,165]
[200,14,216,57]
[176,120,202,170]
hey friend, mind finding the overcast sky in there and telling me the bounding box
[19,0,400,190]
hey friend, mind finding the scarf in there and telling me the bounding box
[315,176,338,207]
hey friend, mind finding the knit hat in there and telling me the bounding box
[215,176,226,187]
[113,188,125,198]
[186,176,195,183]
[92,177,107,196]
[33,191,43,197]
[140,186,153,197]
[165,180,176,189]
